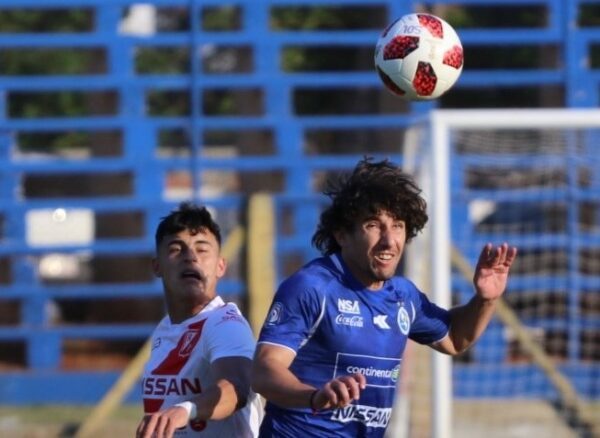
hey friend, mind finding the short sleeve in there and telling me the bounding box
[408,288,451,345]
[257,273,324,352]
[203,304,256,363]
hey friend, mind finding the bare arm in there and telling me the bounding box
[251,343,314,408]
[432,243,517,355]
[251,343,366,411]
[194,355,251,420]
[136,356,251,438]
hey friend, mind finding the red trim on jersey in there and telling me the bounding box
[143,398,164,414]
[151,319,207,375]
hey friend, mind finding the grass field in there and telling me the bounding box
[2,400,598,437]
[0,404,142,438]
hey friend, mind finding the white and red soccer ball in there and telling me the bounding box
[374,13,464,100]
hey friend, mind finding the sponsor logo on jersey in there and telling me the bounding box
[330,404,392,428]
[373,314,390,329]
[335,353,401,388]
[337,298,361,314]
[142,377,202,396]
[397,306,410,335]
[152,338,161,350]
[266,302,283,325]
[335,314,364,328]
[345,364,400,384]
[390,364,400,383]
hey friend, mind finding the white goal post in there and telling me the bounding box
[399,109,600,438]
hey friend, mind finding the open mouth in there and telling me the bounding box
[375,253,394,262]
[181,269,203,281]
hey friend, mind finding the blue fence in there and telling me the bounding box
[0,0,599,403]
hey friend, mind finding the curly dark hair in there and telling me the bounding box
[312,157,428,255]
[155,202,222,248]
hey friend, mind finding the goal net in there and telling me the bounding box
[394,109,600,438]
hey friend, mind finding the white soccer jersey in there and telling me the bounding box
[142,296,263,437]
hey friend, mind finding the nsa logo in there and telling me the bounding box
[337,299,360,314]
[373,315,391,329]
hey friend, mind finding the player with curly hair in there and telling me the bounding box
[252,157,517,437]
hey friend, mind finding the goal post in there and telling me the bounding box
[430,111,453,438]
[402,109,600,438]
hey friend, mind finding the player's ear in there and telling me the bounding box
[151,257,162,277]
[216,256,227,279]
[333,229,346,247]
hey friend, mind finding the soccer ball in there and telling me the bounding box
[374,13,464,100]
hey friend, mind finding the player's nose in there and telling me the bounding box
[379,227,395,244]
[182,246,198,262]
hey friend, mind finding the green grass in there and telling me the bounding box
[0,404,142,438]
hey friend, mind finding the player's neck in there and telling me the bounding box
[167,295,216,324]
[339,254,386,291]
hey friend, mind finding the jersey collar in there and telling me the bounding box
[167,295,225,326]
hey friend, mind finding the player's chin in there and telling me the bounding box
[372,261,398,277]
[372,267,396,281]
[179,282,207,297]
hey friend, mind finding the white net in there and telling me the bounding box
[397,110,600,438]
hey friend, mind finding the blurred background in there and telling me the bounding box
[0,0,598,437]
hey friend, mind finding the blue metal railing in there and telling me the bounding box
[0,0,598,403]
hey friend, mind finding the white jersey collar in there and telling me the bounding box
[167,295,225,326]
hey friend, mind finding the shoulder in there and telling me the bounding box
[265,258,341,320]
[201,309,256,361]
[204,302,250,326]
[279,256,340,294]
[388,275,420,294]
[201,303,255,350]
[386,275,427,304]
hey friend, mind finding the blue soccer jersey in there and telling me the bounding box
[257,253,450,438]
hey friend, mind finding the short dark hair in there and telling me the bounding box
[312,157,428,255]
[155,202,222,248]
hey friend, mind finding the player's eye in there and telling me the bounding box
[167,244,182,254]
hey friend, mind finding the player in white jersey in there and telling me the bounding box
[137,203,263,438]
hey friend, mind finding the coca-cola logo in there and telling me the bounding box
[335,314,364,328]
